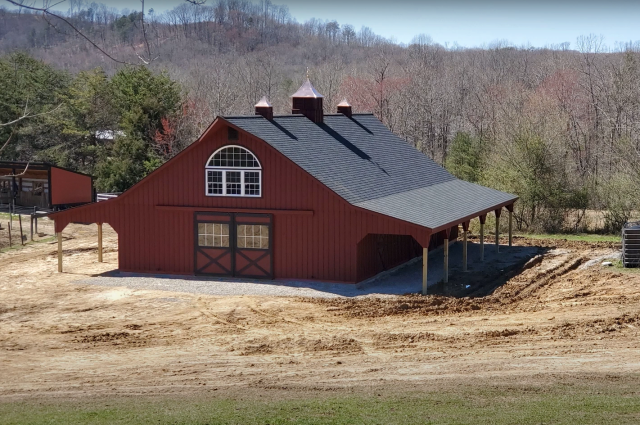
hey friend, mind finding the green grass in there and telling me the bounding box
[519,233,621,243]
[0,235,56,253]
[612,259,640,274]
[2,384,639,425]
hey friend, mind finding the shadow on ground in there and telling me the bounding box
[362,242,544,298]
[426,245,548,298]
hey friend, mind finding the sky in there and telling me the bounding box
[44,0,640,49]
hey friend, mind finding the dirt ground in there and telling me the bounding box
[0,215,55,250]
[0,223,639,402]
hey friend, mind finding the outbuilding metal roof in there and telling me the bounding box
[223,113,517,230]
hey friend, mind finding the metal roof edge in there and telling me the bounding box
[429,197,519,234]
[0,161,94,178]
[0,160,51,167]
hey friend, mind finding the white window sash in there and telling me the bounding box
[222,169,227,195]
[205,168,261,197]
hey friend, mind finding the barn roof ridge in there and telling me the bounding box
[222,113,375,121]
[222,114,306,120]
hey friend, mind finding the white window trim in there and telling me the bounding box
[205,145,262,198]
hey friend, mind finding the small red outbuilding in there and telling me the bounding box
[0,161,93,211]
[50,80,516,284]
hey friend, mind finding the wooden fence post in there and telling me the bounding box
[8,222,11,248]
[30,214,34,241]
[97,223,103,263]
[18,215,24,246]
[57,232,63,273]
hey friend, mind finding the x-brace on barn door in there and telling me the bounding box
[194,212,273,279]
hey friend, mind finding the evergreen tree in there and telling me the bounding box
[444,132,484,183]
[0,52,69,160]
[95,66,181,192]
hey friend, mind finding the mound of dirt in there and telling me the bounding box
[309,295,489,319]
[235,335,363,355]
[549,314,640,338]
[512,236,621,250]
[72,330,150,348]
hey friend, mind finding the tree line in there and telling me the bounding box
[1,2,640,233]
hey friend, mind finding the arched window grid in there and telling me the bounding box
[205,145,262,197]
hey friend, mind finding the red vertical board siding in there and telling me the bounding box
[50,167,92,205]
[51,120,440,282]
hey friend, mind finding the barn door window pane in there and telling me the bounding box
[198,223,230,247]
[236,224,269,249]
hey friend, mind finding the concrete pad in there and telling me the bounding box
[357,241,540,296]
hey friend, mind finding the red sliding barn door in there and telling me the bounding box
[194,212,273,279]
[194,212,233,276]
[234,214,273,279]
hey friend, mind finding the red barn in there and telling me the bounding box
[50,80,517,286]
[0,161,93,212]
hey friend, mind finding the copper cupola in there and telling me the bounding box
[291,77,324,124]
[337,99,352,118]
[255,96,273,120]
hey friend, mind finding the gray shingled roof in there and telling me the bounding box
[223,113,517,230]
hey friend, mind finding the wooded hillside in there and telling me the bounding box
[1,1,640,233]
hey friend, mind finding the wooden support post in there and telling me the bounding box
[422,247,428,295]
[35,215,38,234]
[443,227,451,284]
[495,208,502,253]
[18,214,24,246]
[30,214,33,242]
[479,214,487,262]
[8,222,11,248]
[507,204,514,247]
[97,223,103,263]
[57,232,62,273]
[462,221,470,272]
[444,237,449,283]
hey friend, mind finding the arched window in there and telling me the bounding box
[205,145,262,197]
